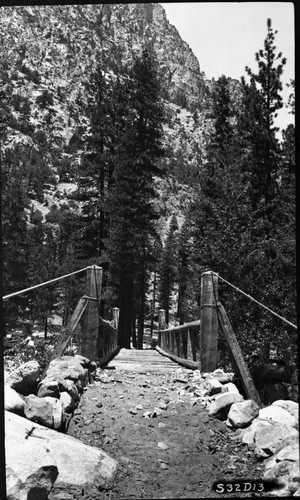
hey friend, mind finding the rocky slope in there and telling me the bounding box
[1,4,211,238]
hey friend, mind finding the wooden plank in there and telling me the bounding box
[217,302,262,407]
[156,345,201,370]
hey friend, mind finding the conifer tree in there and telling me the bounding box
[108,49,165,348]
[242,18,286,208]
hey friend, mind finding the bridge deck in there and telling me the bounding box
[108,348,178,371]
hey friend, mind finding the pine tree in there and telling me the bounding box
[107,49,165,348]
[243,18,286,208]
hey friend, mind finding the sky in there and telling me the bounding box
[160,2,295,133]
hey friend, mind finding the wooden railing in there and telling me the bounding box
[157,314,201,370]
[158,271,262,406]
[46,265,120,374]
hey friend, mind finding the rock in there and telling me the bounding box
[192,370,202,382]
[274,435,300,454]
[158,442,169,450]
[272,400,299,418]
[211,369,234,383]
[158,422,166,429]
[254,423,298,458]
[5,411,118,490]
[263,460,293,489]
[258,406,297,428]
[5,385,25,415]
[6,463,58,500]
[24,394,64,430]
[221,382,240,394]
[37,379,60,398]
[264,443,299,472]
[54,377,80,401]
[226,399,259,428]
[60,391,76,413]
[46,356,89,390]
[204,376,223,395]
[288,460,300,494]
[241,418,274,446]
[276,443,299,462]
[6,360,41,395]
[74,354,92,368]
[208,391,244,419]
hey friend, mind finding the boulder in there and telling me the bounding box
[288,460,300,494]
[208,391,243,419]
[221,382,240,394]
[254,423,298,459]
[24,394,64,430]
[5,385,25,415]
[276,443,299,462]
[211,369,234,383]
[204,376,223,395]
[226,399,259,428]
[74,354,92,369]
[55,377,80,401]
[272,400,299,418]
[258,406,297,428]
[263,460,294,491]
[60,391,76,413]
[6,464,58,500]
[264,442,299,471]
[6,411,118,489]
[274,435,300,455]
[46,356,89,390]
[6,360,41,395]
[241,418,273,446]
[37,379,60,398]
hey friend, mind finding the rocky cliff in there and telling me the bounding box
[1,3,209,232]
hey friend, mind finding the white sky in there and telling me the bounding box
[161,2,295,132]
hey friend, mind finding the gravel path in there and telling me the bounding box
[47,355,264,500]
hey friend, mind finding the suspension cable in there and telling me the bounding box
[210,271,297,330]
[3,267,89,300]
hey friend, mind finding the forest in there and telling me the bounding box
[1,7,296,372]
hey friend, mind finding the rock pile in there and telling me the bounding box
[182,367,299,497]
[5,354,117,499]
[5,354,97,431]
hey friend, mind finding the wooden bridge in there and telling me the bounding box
[43,266,264,405]
[4,264,298,407]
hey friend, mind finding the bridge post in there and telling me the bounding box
[112,307,119,329]
[158,309,166,348]
[80,265,102,360]
[200,271,218,372]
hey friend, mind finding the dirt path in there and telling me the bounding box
[49,351,264,500]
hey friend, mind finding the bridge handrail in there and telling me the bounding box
[160,320,200,334]
[210,271,297,330]
[3,266,90,300]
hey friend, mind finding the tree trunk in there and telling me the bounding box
[44,317,48,339]
[150,271,156,338]
[118,268,133,348]
[137,266,145,349]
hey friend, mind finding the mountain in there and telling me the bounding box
[1,3,211,234]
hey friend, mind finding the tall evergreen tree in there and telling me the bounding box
[108,49,165,348]
[242,18,286,209]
